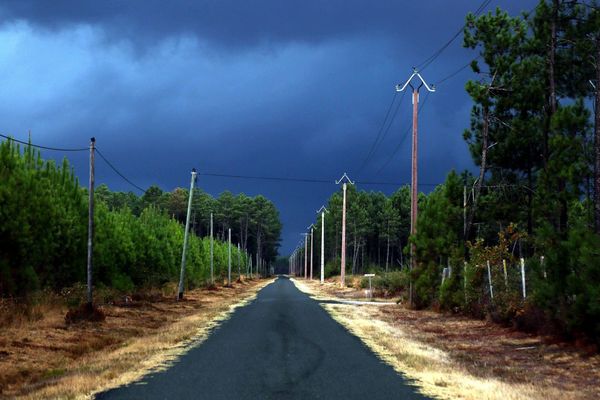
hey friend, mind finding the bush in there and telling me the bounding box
[324,261,340,278]
[359,270,408,297]
[439,273,464,312]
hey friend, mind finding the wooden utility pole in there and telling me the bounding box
[336,173,354,287]
[341,184,347,285]
[385,220,390,272]
[178,168,197,300]
[246,251,250,276]
[298,247,301,277]
[463,185,467,239]
[294,248,298,276]
[466,105,490,239]
[303,233,308,279]
[237,243,241,278]
[317,206,328,283]
[256,251,259,278]
[210,212,214,284]
[396,70,435,307]
[309,225,314,280]
[228,228,232,285]
[86,137,95,307]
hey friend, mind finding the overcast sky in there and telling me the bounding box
[0,0,537,254]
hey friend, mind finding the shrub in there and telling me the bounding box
[359,270,408,297]
[324,261,340,278]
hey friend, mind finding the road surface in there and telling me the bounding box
[97,276,429,400]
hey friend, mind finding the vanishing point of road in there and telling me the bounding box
[97,276,429,400]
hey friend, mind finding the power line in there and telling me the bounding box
[0,133,88,152]
[1,133,146,193]
[356,91,406,176]
[0,133,440,192]
[375,91,431,175]
[199,172,332,184]
[359,179,439,187]
[357,90,408,177]
[416,0,492,72]
[435,55,481,87]
[95,147,146,193]
[198,172,441,187]
[355,91,397,175]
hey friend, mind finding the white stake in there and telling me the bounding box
[520,258,526,299]
[541,255,546,279]
[503,259,508,288]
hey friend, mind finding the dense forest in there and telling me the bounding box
[0,139,282,297]
[302,1,600,343]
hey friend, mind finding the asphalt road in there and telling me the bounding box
[96,276,429,400]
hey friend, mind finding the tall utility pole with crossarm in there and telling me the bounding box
[317,205,328,283]
[336,173,354,288]
[307,224,315,280]
[86,137,95,307]
[396,69,435,307]
[302,233,309,279]
[178,168,197,300]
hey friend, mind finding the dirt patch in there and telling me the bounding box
[295,277,600,400]
[0,278,273,399]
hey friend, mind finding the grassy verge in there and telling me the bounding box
[293,277,600,400]
[0,277,274,399]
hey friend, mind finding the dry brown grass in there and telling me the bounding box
[294,278,600,400]
[0,278,274,399]
[295,275,396,302]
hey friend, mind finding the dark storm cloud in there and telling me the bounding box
[0,0,506,51]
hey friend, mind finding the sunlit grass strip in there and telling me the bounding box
[322,303,566,400]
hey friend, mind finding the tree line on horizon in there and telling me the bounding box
[96,183,282,266]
